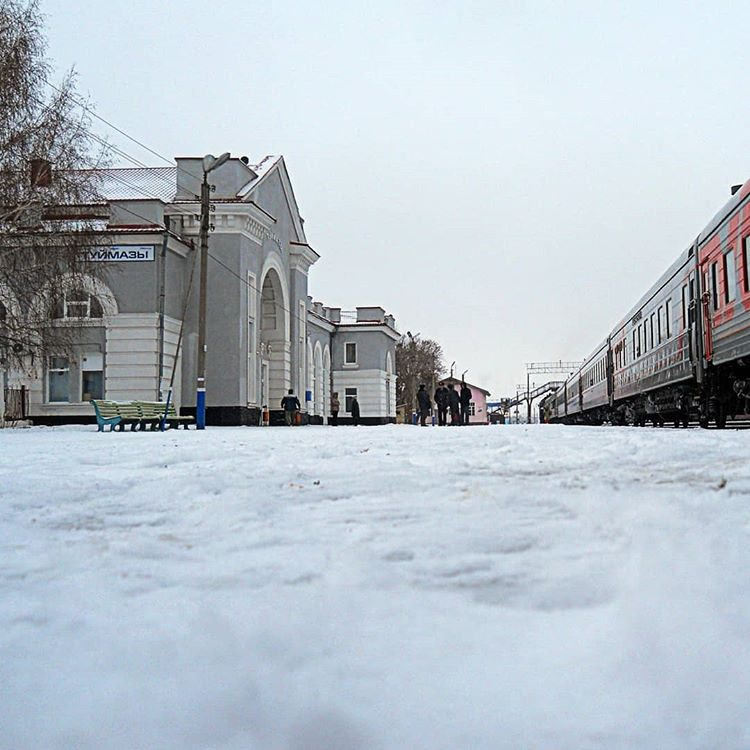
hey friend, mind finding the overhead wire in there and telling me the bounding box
[52,170,326,335]
[29,82,348,335]
[29,91,200,199]
[42,77,245,198]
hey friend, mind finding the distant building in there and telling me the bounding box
[3,155,398,425]
[441,377,490,424]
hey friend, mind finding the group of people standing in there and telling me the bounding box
[281,389,359,426]
[416,381,472,426]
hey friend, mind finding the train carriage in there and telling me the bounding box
[546,177,750,427]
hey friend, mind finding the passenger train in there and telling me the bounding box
[541,179,750,428]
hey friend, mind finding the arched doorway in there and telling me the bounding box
[314,341,323,417]
[259,268,290,407]
[323,346,331,423]
[307,338,314,412]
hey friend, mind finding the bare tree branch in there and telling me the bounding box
[0,0,111,369]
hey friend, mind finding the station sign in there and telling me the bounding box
[87,245,155,262]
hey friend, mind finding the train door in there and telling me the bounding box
[699,263,714,363]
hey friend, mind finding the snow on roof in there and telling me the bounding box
[237,155,283,197]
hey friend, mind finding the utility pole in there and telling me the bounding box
[195,152,230,430]
[196,173,210,429]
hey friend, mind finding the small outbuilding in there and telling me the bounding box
[440,377,490,424]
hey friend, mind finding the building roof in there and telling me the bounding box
[441,377,491,396]
[237,155,284,196]
[83,167,178,202]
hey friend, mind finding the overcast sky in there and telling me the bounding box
[43,0,750,397]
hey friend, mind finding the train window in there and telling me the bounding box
[666,299,672,337]
[743,237,750,293]
[636,326,641,357]
[681,285,688,328]
[724,249,737,303]
[711,262,719,310]
[632,331,636,359]
[657,306,663,342]
[650,314,655,349]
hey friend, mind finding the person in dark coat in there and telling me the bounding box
[434,382,449,426]
[330,391,340,426]
[281,388,301,426]
[416,384,431,426]
[460,381,472,425]
[447,383,460,425]
[350,395,361,426]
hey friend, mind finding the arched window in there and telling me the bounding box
[52,288,104,320]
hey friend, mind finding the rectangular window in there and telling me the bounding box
[665,299,671,337]
[48,356,70,402]
[649,314,655,350]
[345,387,357,413]
[345,342,357,365]
[743,237,750,293]
[82,371,103,401]
[657,306,663,342]
[724,249,737,304]
[681,285,688,329]
[80,352,104,401]
[711,262,719,310]
[636,327,641,357]
[469,401,476,416]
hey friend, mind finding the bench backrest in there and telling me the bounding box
[91,400,120,419]
[91,400,183,421]
[136,401,180,419]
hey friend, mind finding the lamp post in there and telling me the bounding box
[196,152,230,430]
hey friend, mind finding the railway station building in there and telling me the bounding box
[4,155,398,425]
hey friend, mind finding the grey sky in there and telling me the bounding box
[43,0,750,397]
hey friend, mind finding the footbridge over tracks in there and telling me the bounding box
[507,381,564,410]
[488,380,565,423]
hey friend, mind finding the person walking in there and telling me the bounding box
[350,395,361,426]
[434,382,448,426]
[447,382,461,426]
[330,391,340,426]
[460,380,472,425]
[416,384,431,427]
[281,388,301,426]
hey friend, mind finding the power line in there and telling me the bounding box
[30,91,200,200]
[52,171,318,333]
[44,79,183,173]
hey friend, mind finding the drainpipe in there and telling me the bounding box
[157,216,170,400]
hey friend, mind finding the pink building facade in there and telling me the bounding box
[441,377,490,424]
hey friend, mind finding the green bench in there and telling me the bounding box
[90,400,195,431]
[136,401,194,430]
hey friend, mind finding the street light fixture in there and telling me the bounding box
[196,152,230,430]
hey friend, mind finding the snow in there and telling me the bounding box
[2,424,750,749]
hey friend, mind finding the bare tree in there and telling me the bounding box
[0,0,108,372]
[396,333,444,411]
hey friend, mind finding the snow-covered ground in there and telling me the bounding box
[2,424,750,750]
